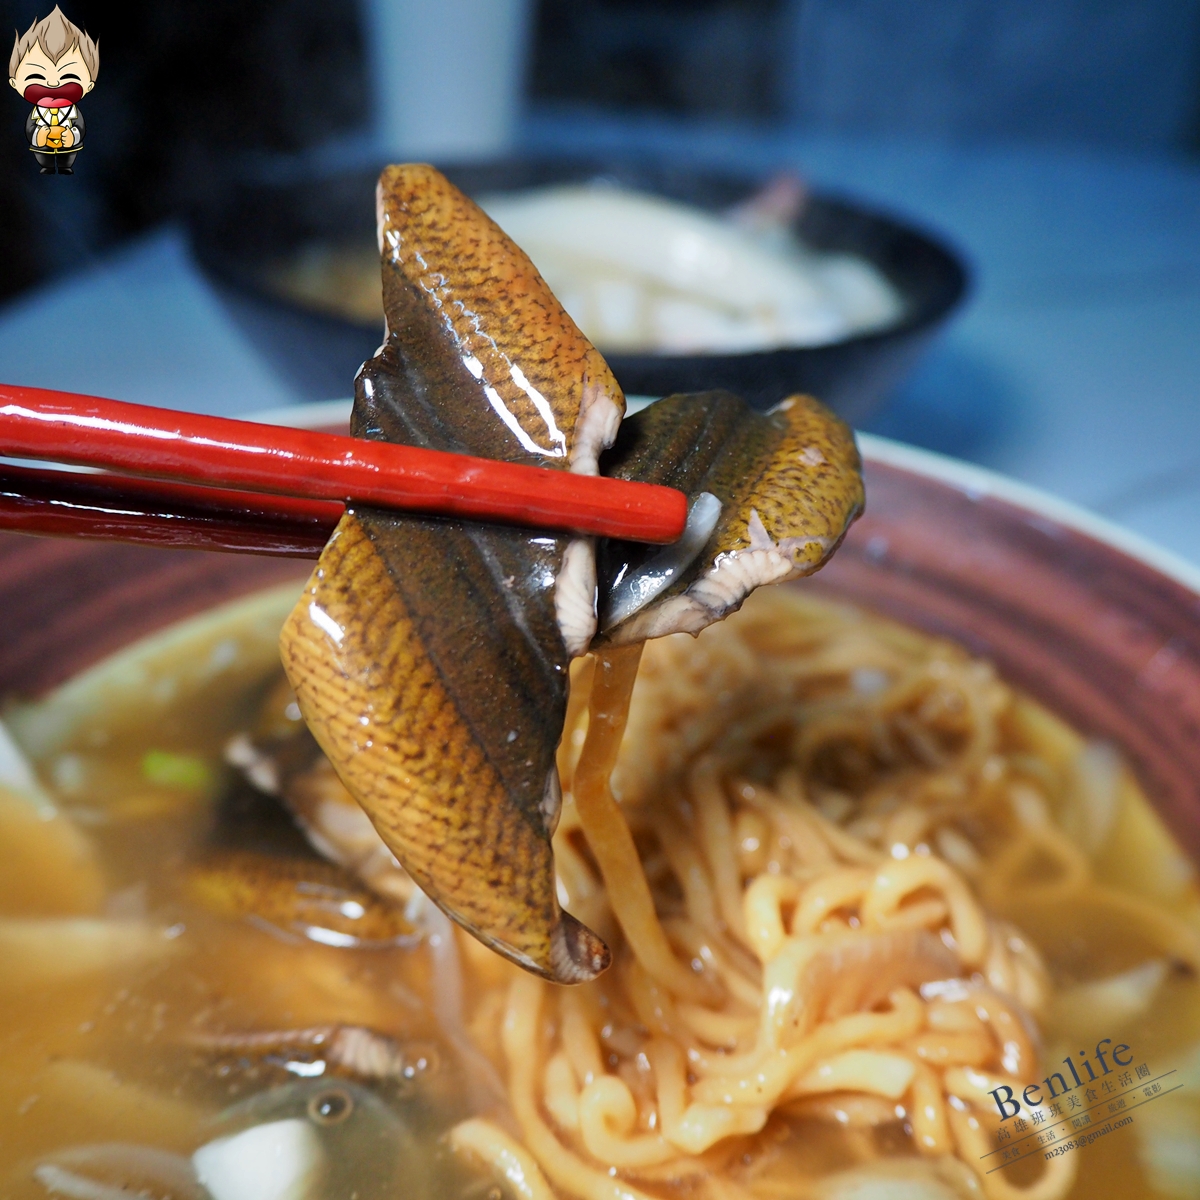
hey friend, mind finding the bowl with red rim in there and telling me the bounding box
[1,406,1198,865]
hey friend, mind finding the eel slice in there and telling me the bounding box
[596,390,864,643]
[280,166,864,984]
[280,166,621,983]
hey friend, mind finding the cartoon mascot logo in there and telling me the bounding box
[9,6,98,175]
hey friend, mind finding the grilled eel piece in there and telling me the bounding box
[280,165,863,983]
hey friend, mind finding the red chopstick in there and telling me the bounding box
[0,462,339,557]
[0,385,687,545]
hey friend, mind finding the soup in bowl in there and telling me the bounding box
[0,423,1197,1200]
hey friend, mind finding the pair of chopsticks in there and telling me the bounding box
[0,385,687,557]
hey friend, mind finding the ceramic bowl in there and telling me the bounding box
[188,158,967,425]
[1,415,1196,861]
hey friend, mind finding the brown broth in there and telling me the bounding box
[0,584,1198,1200]
[0,587,451,1195]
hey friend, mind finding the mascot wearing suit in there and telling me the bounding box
[9,6,99,175]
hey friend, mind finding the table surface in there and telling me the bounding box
[2,120,1198,564]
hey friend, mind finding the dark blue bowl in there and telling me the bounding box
[189,157,968,425]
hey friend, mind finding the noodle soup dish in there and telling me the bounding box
[0,441,1199,1200]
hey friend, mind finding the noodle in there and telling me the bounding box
[690,758,749,944]
[906,1059,952,1155]
[450,1118,559,1200]
[573,645,709,1002]
[503,973,660,1200]
[460,589,1156,1199]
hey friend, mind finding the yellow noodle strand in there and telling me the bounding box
[573,645,707,1001]
[906,1060,952,1155]
[450,1118,559,1200]
[690,758,749,943]
[948,1104,1077,1200]
[502,974,656,1200]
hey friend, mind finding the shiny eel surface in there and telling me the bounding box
[280,165,863,984]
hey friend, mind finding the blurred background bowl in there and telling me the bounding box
[187,158,967,424]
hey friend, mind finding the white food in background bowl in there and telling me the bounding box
[479,184,903,354]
